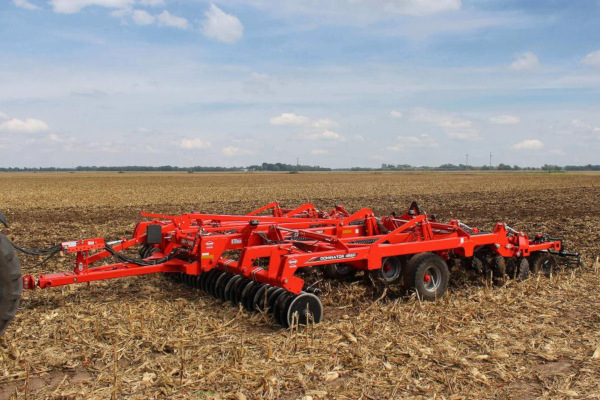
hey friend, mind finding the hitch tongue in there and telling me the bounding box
[23,275,36,290]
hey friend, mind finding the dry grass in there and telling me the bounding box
[0,171,599,399]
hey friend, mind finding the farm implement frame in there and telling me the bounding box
[0,202,582,334]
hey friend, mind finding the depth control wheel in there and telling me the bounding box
[322,263,356,279]
[369,257,402,285]
[404,253,449,301]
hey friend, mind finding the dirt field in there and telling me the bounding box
[0,171,599,399]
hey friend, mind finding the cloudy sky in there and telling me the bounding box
[1,0,599,168]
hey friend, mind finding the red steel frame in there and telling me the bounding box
[22,202,562,294]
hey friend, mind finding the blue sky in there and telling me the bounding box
[0,0,599,168]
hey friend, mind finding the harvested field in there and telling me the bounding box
[0,171,599,399]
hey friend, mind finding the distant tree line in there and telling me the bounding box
[0,163,598,172]
[247,163,331,171]
[0,165,243,172]
[373,163,599,171]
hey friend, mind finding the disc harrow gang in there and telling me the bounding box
[168,269,322,328]
[0,201,583,334]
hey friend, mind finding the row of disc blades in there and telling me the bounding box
[167,269,323,328]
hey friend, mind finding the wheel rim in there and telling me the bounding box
[423,265,441,292]
[381,258,400,281]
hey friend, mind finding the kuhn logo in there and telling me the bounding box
[231,238,242,245]
[307,253,357,263]
[205,241,214,248]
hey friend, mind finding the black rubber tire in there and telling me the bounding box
[404,253,449,301]
[0,233,22,336]
[322,263,357,280]
[529,252,557,277]
[370,257,403,285]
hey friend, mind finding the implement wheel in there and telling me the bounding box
[322,263,356,279]
[0,233,22,336]
[404,253,449,301]
[369,257,403,285]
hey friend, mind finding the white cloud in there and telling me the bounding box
[202,4,244,44]
[387,134,439,151]
[48,134,63,142]
[50,0,134,14]
[511,139,544,150]
[581,50,600,69]
[221,146,251,156]
[390,110,403,118]
[12,0,39,10]
[410,107,480,140]
[312,118,339,129]
[489,115,520,125]
[549,119,600,144]
[131,9,155,25]
[309,130,345,141]
[269,113,309,126]
[109,8,130,19]
[178,138,210,149]
[571,119,600,132]
[384,0,462,16]
[157,10,188,29]
[310,149,328,155]
[271,113,345,141]
[0,118,50,133]
[353,134,365,141]
[509,52,540,71]
[138,0,163,5]
[253,0,461,20]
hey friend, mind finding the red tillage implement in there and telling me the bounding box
[0,202,582,334]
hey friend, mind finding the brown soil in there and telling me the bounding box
[0,171,598,399]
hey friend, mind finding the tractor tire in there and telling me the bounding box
[404,253,449,301]
[0,232,22,336]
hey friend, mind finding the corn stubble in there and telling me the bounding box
[0,171,599,399]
